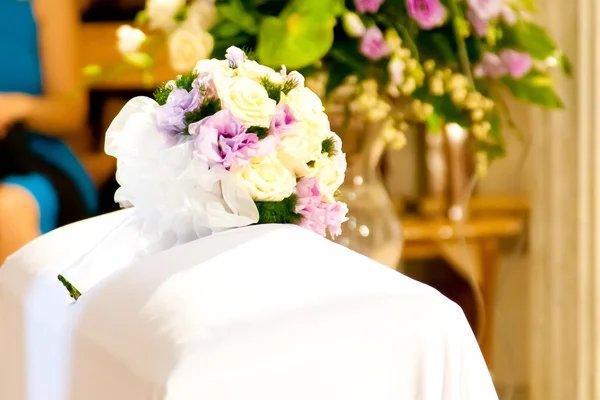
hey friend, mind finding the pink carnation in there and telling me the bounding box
[295,177,349,238]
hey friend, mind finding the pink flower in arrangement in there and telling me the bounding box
[360,27,391,61]
[295,177,349,238]
[406,0,448,30]
[189,109,261,169]
[467,0,501,20]
[474,52,508,78]
[468,9,489,37]
[354,0,385,14]
[269,103,296,138]
[499,49,532,78]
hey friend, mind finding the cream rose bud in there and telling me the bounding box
[168,22,214,73]
[147,0,185,31]
[236,60,284,84]
[116,25,146,55]
[308,152,346,202]
[215,76,277,127]
[281,87,331,133]
[186,0,218,30]
[235,155,296,202]
[193,59,234,77]
[277,121,324,177]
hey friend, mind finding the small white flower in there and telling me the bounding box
[342,12,366,38]
[280,87,330,133]
[116,25,146,55]
[388,56,406,86]
[193,58,234,77]
[168,21,214,72]
[307,150,346,202]
[146,0,186,31]
[277,121,326,177]
[236,60,284,84]
[234,155,297,202]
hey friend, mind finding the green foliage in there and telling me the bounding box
[247,126,270,139]
[260,76,298,102]
[57,275,81,301]
[183,99,222,134]
[173,7,188,23]
[501,70,563,109]
[257,13,337,69]
[153,83,173,105]
[321,137,336,156]
[176,73,198,91]
[255,194,303,224]
[217,0,259,35]
[497,21,557,59]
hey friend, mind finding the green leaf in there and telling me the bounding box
[280,0,345,18]
[217,0,258,35]
[501,70,564,108]
[257,14,336,69]
[211,21,243,39]
[134,10,149,25]
[559,52,573,77]
[498,21,557,60]
[426,112,442,134]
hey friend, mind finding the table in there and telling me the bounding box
[400,197,526,367]
[0,210,498,400]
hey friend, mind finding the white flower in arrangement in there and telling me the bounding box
[342,12,366,38]
[168,21,214,72]
[59,46,349,300]
[146,0,185,31]
[116,25,146,55]
[234,155,297,202]
[186,0,218,30]
[214,76,277,127]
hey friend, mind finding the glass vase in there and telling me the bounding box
[332,120,403,269]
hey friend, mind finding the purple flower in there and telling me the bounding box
[269,103,297,138]
[155,88,200,135]
[474,52,508,78]
[192,72,218,100]
[354,0,384,14]
[189,109,260,169]
[406,0,448,30]
[360,27,391,61]
[225,46,247,68]
[467,0,501,20]
[468,9,488,37]
[294,177,349,238]
[500,49,532,78]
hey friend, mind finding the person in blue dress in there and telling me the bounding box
[0,0,102,264]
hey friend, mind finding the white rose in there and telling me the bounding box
[214,76,277,127]
[280,87,331,133]
[168,22,214,72]
[234,155,296,202]
[116,25,146,55]
[193,59,234,77]
[277,121,324,177]
[236,60,284,84]
[187,0,218,30]
[307,152,346,202]
[147,0,185,31]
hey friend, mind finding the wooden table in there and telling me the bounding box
[401,213,525,366]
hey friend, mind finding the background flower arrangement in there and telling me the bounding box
[105,0,570,170]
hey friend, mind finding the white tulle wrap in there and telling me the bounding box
[58,96,259,294]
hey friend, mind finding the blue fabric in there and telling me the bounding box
[3,174,58,234]
[0,0,98,229]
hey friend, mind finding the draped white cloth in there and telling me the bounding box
[0,210,497,400]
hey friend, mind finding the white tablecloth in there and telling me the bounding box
[0,210,497,400]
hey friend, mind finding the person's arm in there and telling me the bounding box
[0,0,88,139]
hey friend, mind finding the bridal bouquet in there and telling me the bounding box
[60,47,348,300]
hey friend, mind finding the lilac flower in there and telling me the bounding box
[155,88,200,135]
[360,27,391,61]
[474,52,508,78]
[269,103,297,138]
[500,49,532,78]
[295,177,348,238]
[192,72,218,100]
[467,0,501,20]
[225,46,247,69]
[286,71,305,89]
[354,0,384,14]
[406,0,448,30]
[468,9,489,37]
[189,109,260,169]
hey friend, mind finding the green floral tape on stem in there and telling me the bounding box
[57,275,81,301]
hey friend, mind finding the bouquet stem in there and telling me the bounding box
[57,275,82,301]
